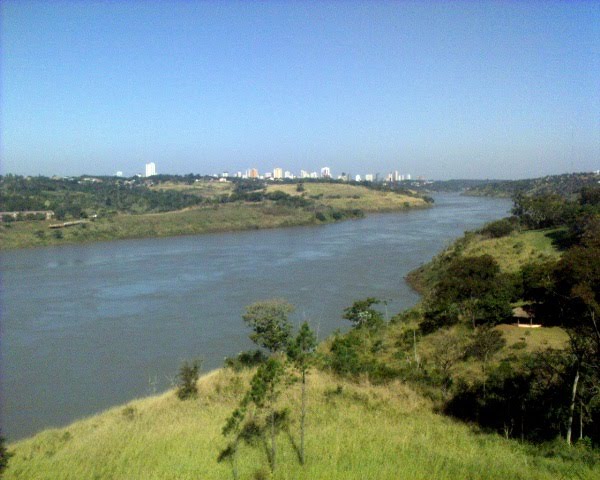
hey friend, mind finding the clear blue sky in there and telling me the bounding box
[1,1,599,179]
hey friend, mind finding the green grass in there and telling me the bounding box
[495,324,569,352]
[406,228,562,294]
[460,229,562,273]
[152,180,234,198]
[266,182,427,212]
[5,369,596,480]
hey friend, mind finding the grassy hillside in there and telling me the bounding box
[406,227,562,293]
[264,182,426,212]
[5,369,596,480]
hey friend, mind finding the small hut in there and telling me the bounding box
[513,306,541,328]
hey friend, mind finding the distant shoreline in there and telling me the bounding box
[0,201,431,251]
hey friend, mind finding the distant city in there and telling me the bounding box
[130,162,419,183]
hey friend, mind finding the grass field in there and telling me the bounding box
[406,228,562,294]
[5,369,596,480]
[459,229,562,273]
[266,182,425,212]
[152,181,234,198]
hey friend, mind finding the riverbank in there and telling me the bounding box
[0,183,429,250]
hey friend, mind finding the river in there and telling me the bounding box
[0,194,511,440]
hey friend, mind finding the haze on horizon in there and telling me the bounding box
[1,1,598,180]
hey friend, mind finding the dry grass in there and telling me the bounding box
[459,229,561,273]
[266,183,427,212]
[5,369,596,479]
[152,181,234,198]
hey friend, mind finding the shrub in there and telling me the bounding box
[224,349,267,371]
[480,217,518,238]
[0,430,11,476]
[176,359,202,400]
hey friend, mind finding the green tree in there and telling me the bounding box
[220,358,287,474]
[249,358,286,471]
[426,255,512,329]
[243,300,294,354]
[465,326,506,400]
[175,358,202,400]
[342,297,384,330]
[0,431,10,478]
[287,322,317,464]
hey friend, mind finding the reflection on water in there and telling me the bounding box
[0,194,511,440]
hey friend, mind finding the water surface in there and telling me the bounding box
[0,194,511,440]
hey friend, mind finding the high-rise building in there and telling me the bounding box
[365,174,374,182]
[300,170,309,179]
[248,168,259,179]
[321,167,331,178]
[145,162,156,177]
[273,167,283,179]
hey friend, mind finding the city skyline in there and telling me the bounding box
[1,2,599,180]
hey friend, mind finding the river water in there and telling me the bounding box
[0,194,511,440]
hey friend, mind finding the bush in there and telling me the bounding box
[176,359,202,400]
[479,217,518,238]
[0,430,11,476]
[315,212,327,222]
[224,349,267,371]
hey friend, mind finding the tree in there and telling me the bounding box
[287,322,317,464]
[176,358,202,400]
[551,243,600,444]
[243,300,294,354]
[425,255,512,329]
[220,358,287,475]
[342,297,384,330]
[465,326,506,400]
[249,358,286,471]
[0,431,10,478]
[428,329,469,399]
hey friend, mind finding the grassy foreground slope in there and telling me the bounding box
[6,370,595,480]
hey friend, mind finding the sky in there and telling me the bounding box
[1,1,599,180]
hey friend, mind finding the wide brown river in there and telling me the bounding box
[0,194,511,440]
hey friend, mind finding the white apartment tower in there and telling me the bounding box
[321,166,331,178]
[145,162,156,177]
[273,167,283,179]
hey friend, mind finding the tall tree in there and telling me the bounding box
[243,300,294,354]
[287,322,317,465]
[424,255,513,329]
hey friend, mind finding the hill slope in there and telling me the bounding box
[5,369,596,480]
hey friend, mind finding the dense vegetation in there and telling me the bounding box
[462,171,600,198]
[351,185,600,445]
